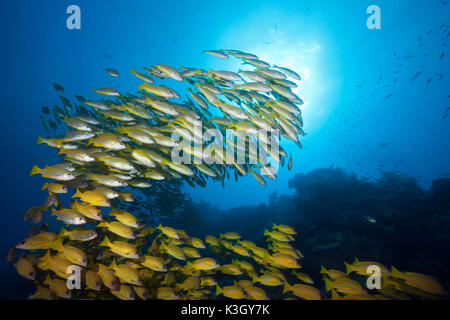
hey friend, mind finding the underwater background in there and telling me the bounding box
[0,0,449,299]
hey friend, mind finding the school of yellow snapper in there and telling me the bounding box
[7,49,449,300]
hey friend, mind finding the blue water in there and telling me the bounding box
[0,0,449,299]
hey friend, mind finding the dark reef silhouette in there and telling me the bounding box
[154,168,450,293]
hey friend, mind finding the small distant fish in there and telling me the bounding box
[93,88,120,96]
[48,120,57,130]
[40,115,50,133]
[366,216,376,223]
[53,83,64,92]
[75,95,86,103]
[6,248,17,262]
[427,29,433,35]
[442,113,448,120]
[101,53,113,59]
[418,35,422,42]
[427,78,432,84]
[385,93,393,98]
[440,53,445,60]
[42,106,50,115]
[204,50,229,59]
[59,96,72,111]
[105,68,119,77]
[409,71,422,81]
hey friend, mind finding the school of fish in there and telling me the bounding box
[8,49,448,300]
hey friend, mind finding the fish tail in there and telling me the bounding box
[323,276,332,292]
[97,221,108,228]
[42,250,52,262]
[390,266,403,278]
[320,265,327,274]
[29,165,41,176]
[51,238,64,251]
[263,229,269,236]
[41,182,49,190]
[108,258,117,270]
[58,227,68,238]
[43,273,52,286]
[330,289,341,300]
[129,69,135,74]
[99,235,111,248]
[72,189,82,199]
[262,250,270,264]
[272,223,278,230]
[36,136,45,144]
[344,261,352,275]
[215,285,222,296]
[282,280,291,294]
[50,208,57,216]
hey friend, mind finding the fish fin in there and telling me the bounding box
[42,250,52,262]
[97,221,108,228]
[50,208,57,216]
[353,257,360,265]
[330,289,342,300]
[282,280,291,294]
[109,258,117,270]
[41,182,49,191]
[323,276,332,292]
[319,266,327,274]
[29,165,41,176]
[215,285,222,296]
[58,227,68,238]
[390,266,403,278]
[344,261,352,275]
[36,136,45,144]
[263,229,269,236]
[51,238,64,251]
[43,273,52,286]
[99,235,111,248]
[72,189,82,199]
